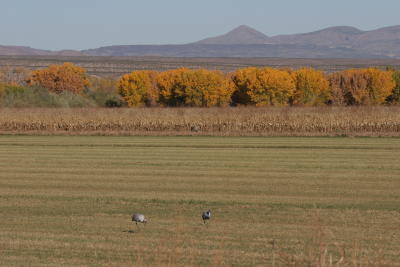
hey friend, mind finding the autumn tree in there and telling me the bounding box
[292,68,330,106]
[329,68,395,105]
[27,63,90,94]
[231,67,295,106]
[230,67,257,105]
[118,71,159,107]
[157,68,234,107]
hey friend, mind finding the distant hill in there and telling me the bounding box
[194,25,270,45]
[0,45,84,57]
[266,26,364,46]
[2,25,400,58]
[0,45,52,56]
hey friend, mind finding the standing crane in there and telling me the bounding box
[202,210,211,224]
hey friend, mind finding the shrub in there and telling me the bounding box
[27,63,90,94]
[231,67,295,106]
[85,76,121,107]
[105,95,124,108]
[0,85,96,108]
[0,83,5,98]
[157,68,234,107]
[118,71,159,107]
[386,70,400,104]
[292,68,330,106]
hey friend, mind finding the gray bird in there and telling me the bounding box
[132,213,147,226]
[202,210,211,224]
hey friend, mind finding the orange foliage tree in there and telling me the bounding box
[157,68,234,107]
[292,68,330,106]
[329,68,395,105]
[27,63,90,94]
[118,71,159,107]
[231,67,295,106]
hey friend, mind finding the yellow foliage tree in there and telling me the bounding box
[231,67,295,106]
[365,68,396,104]
[329,68,395,105]
[230,67,257,105]
[118,71,158,107]
[27,63,90,94]
[157,68,234,107]
[292,68,330,106]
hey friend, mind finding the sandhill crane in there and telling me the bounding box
[132,213,147,227]
[202,210,211,224]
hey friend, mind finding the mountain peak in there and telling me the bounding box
[231,25,258,32]
[194,25,269,45]
[316,26,363,34]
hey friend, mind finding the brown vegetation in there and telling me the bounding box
[0,66,30,86]
[329,68,395,105]
[0,106,399,136]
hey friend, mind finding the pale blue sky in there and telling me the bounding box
[1,0,399,50]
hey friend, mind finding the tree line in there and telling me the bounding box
[1,62,400,107]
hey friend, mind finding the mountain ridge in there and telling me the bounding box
[1,25,400,58]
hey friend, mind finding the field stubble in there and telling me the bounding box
[0,106,400,137]
[0,136,399,266]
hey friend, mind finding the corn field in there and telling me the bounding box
[1,106,399,136]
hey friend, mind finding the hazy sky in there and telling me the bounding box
[1,0,399,50]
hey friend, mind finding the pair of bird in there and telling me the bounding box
[132,209,212,226]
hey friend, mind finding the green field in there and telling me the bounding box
[0,136,399,266]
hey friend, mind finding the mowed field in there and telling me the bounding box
[0,136,399,266]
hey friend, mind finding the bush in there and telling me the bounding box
[386,70,400,104]
[0,85,96,108]
[0,83,5,98]
[105,95,124,108]
[81,76,124,107]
